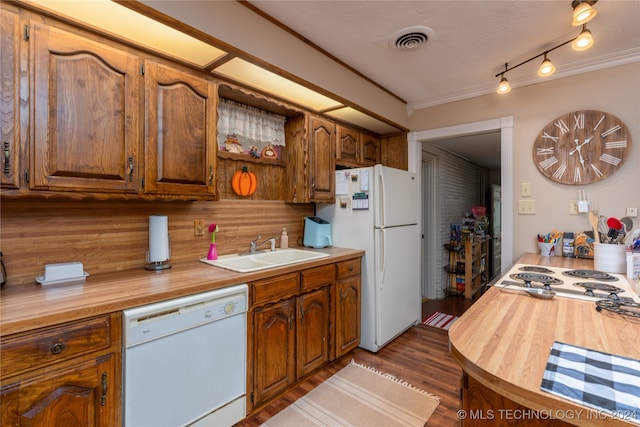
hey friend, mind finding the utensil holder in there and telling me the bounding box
[538,242,555,257]
[594,243,625,274]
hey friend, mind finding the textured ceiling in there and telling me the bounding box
[248,0,640,110]
[246,0,639,168]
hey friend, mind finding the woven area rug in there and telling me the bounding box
[422,312,459,330]
[260,360,439,427]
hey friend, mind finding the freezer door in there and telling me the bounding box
[374,224,421,347]
[374,165,419,228]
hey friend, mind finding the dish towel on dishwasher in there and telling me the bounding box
[540,341,640,424]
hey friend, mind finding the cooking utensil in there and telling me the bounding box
[607,217,623,242]
[589,211,600,243]
[500,283,556,299]
[620,216,633,233]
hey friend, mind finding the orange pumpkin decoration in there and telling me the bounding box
[231,166,257,196]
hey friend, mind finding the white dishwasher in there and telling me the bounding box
[123,284,247,427]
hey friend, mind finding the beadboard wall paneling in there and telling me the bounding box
[431,147,490,298]
[0,199,314,285]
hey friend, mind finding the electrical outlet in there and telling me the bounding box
[194,219,205,236]
[626,207,638,217]
[569,200,579,215]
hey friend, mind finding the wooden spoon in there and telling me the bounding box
[589,211,600,243]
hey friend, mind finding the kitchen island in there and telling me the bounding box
[449,253,639,426]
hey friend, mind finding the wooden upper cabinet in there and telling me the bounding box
[336,125,380,168]
[143,61,217,198]
[0,7,22,189]
[284,114,335,203]
[308,116,335,203]
[360,131,381,166]
[30,22,140,193]
[336,125,359,166]
[380,133,408,170]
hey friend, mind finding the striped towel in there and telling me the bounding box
[541,341,640,424]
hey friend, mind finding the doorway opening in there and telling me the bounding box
[409,117,513,300]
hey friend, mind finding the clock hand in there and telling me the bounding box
[569,138,587,170]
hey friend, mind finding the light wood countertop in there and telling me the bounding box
[0,247,364,336]
[449,253,640,426]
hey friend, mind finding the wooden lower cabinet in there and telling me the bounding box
[252,299,297,407]
[296,288,330,378]
[0,313,121,427]
[334,259,361,358]
[1,355,117,426]
[248,258,361,412]
[461,373,569,426]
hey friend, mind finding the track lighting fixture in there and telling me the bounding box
[537,54,556,77]
[571,0,598,26]
[495,0,598,94]
[572,24,594,51]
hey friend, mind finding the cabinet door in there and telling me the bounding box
[1,8,22,189]
[335,276,361,357]
[335,125,359,166]
[0,354,118,426]
[360,131,381,166]
[252,299,296,406]
[308,116,335,203]
[144,61,217,198]
[30,23,139,193]
[296,288,330,378]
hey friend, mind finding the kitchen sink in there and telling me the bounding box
[200,248,330,273]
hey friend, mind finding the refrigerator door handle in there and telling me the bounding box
[378,169,385,226]
[379,229,386,286]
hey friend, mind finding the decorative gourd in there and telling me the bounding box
[231,166,257,196]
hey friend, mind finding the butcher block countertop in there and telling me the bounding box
[449,253,640,426]
[0,247,364,336]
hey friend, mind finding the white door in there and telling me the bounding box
[374,224,420,347]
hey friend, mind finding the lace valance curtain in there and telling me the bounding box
[217,99,286,154]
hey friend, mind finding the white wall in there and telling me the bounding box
[409,62,640,262]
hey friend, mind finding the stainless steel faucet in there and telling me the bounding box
[249,235,276,253]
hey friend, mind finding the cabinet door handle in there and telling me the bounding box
[208,165,213,186]
[101,372,107,406]
[127,156,134,182]
[50,342,65,354]
[3,141,9,174]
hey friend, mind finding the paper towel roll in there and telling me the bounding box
[148,215,169,262]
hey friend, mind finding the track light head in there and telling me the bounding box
[572,0,598,26]
[572,25,594,51]
[497,76,511,94]
[537,55,556,77]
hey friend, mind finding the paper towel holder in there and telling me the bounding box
[145,215,172,271]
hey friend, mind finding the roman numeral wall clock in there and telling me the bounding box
[533,110,632,185]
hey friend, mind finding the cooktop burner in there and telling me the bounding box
[573,282,624,299]
[562,269,618,281]
[509,273,563,287]
[518,266,554,274]
[595,300,640,319]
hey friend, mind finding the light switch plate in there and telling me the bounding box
[518,199,536,214]
[521,182,531,197]
[626,207,638,217]
[569,200,579,215]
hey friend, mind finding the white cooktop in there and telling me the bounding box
[495,263,640,304]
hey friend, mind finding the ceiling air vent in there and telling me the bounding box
[391,26,434,51]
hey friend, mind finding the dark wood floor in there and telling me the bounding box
[237,296,474,426]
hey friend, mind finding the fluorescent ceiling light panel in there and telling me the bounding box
[28,0,227,67]
[325,107,400,135]
[215,58,343,112]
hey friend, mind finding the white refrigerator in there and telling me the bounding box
[317,165,421,352]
